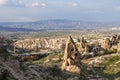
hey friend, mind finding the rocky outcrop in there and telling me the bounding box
[14,38,81,52]
[88,54,120,65]
[101,38,111,50]
[109,35,120,52]
[84,44,90,53]
[0,56,43,80]
[61,36,82,74]
[110,34,119,45]
[100,35,120,53]
[77,37,86,52]
[14,38,66,51]
[117,41,120,53]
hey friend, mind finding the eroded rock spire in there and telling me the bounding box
[61,36,81,74]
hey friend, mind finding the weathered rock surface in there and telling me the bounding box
[110,34,119,45]
[88,54,120,65]
[117,41,120,53]
[0,56,43,80]
[61,36,81,74]
[77,37,86,52]
[100,35,120,52]
[101,38,111,50]
[84,44,90,53]
[14,38,81,52]
[14,38,66,51]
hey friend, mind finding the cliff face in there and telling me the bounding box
[14,38,67,51]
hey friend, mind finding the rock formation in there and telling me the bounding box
[109,35,120,52]
[61,36,81,74]
[14,38,66,51]
[0,56,43,80]
[92,45,101,54]
[110,34,119,45]
[84,44,90,53]
[117,41,120,53]
[77,37,86,52]
[101,38,111,50]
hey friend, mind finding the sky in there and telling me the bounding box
[0,0,120,22]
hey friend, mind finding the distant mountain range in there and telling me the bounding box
[0,26,39,32]
[0,19,120,32]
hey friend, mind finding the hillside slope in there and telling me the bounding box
[0,56,43,80]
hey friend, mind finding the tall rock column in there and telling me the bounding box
[117,41,120,53]
[110,35,119,45]
[78,37,86,52]
[61,36,82,74]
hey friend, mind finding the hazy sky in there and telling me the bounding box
[0,0,120,22]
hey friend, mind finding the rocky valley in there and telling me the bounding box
[0,30,120,80]
[1,0,120,80]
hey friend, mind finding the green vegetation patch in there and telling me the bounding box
[107,49,117,54]
[107,55,120,65]
[31,53,64,66]
[89,55,120,80]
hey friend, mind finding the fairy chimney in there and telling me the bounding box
[61,36,82,74]
[84,44,90,53]
[117,41,120,53]
[101,38,111,50]
[78,37,86,52]
[110,35,119,45]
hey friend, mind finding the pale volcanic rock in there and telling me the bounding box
[101,38,111,50]
[66,65,81,74]
[61,36,81,74]
[14,38,66,51]
[110,34,119,45]
[117,41,120,53]
[77,37,86,52]
[84,44,90,53]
